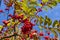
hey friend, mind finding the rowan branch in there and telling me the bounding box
[0,33,19,40]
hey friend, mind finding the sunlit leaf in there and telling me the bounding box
[56,28,60,34]
[49,28,58,36]
[0,25,3,31]
[42,0,48,3]
[39,16,44,25]
[53,20,58,28]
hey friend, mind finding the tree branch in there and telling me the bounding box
[0,33,19,40]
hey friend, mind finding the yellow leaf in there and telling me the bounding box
[0,25,3,31]
[11,22,15,25]
[29,0,37,3]
[56,29,60,33]
[23,16,27,20]
[49,28,57,36]
[15,10,20,12]
[21,1,28,12]
[18,13,23,16]
[38,4,42,7]
[15,20,19,24]
[7,23,11,27]
[42,0,48,3]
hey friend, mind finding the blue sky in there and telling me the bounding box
[0,0,60,39]
[38,3,60,21]
[0,0,60,24]
[0,0,14,24]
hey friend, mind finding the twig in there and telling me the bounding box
[0,33,19,40]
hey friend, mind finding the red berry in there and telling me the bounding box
[29,30,37,39]
[2,20,9,25]
[14,14,19,19]
[39,32,44,36]
[0,10,3,12]
[21,18,34,34]
[29,34,33,39]
[21,38,25,40]
[11,26,14,28]
[8,14,15,19]
[44,36,50,39]
[47,32,50,35]
[23,18,29,23]
[5,7,9,10]
[37,8,42,12]
[18,14,24,19]
[0,31,2,34]
[8,14,13,17]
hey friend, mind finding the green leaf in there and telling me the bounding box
[44,16,48,25]
[0,25,3,31]
[56,28,60,34]
[52,20,58,28]
[39,16,44,25]
[47,18,52,26]
[50,1,57,6]
[49,28,58,36]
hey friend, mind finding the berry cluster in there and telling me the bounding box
[21,19,35,34]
